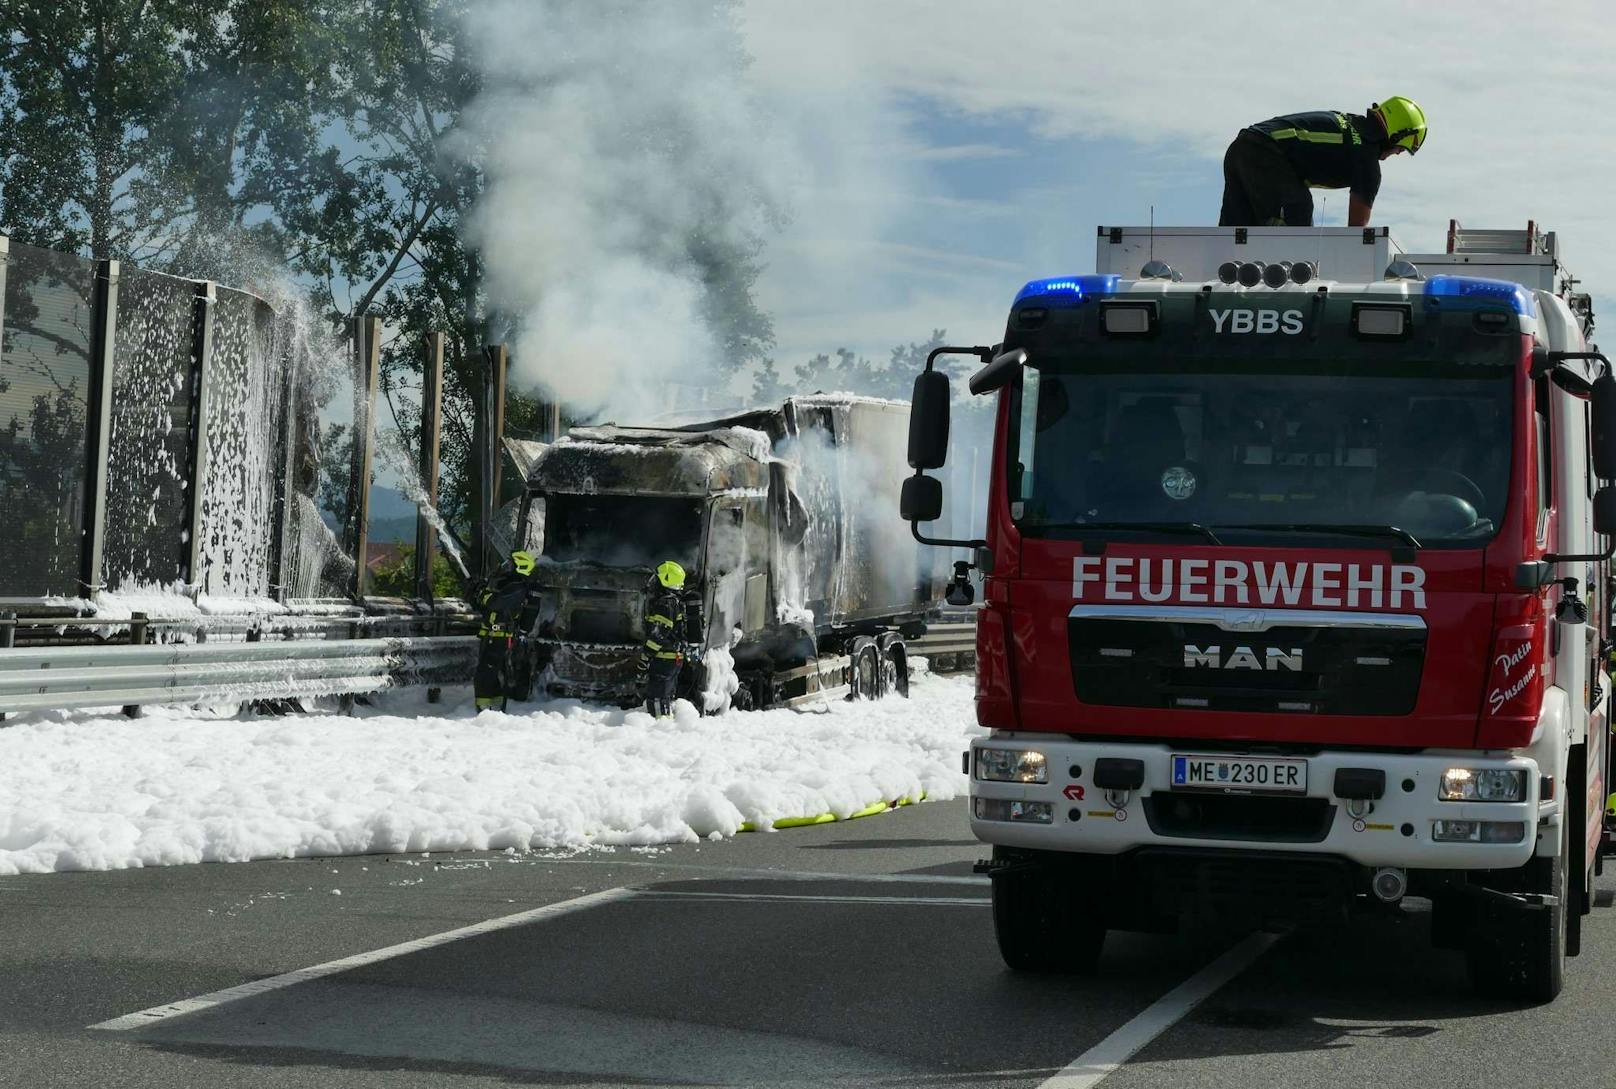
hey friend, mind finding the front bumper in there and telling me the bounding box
[969,734,1544,871]
[533,639,641,701]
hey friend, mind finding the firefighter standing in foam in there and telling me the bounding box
[473,550,543,712]
[639,560,690,717]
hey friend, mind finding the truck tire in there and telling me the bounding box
[1567,744,1588,958]
[992,864,1105,974]
[1466,821,1567,1002]
[848,637,882,700]
[878,633,909,698]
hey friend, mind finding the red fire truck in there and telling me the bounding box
[903,223,1614,1001]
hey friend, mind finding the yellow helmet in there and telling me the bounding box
[656,560,686,589]
[1372,96,1427,155]
[511,550,536,576]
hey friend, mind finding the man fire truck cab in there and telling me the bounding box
[903,223,1615,1001]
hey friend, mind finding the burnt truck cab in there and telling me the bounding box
[904,224,1616,1001]
[516,426,779,705]
[520,395,935,709]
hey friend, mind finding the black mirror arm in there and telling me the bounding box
[909,519,986,552]
[1531,349,1611,380]
[925,345,995,374]
[1544,539,1616,565]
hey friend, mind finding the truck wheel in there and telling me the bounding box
[878,634,909,698]
[992,866,1105,974]
[848,637,882,700]
[1466,822,1567,1002]
[1567,744,1588,958]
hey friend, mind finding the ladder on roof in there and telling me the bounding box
[1447,219,1592,340]
[1446,219,1558,258]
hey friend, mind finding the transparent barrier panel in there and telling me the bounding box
[102,267,197,591]
[0,243,95,598]
[282,320,357,601]
[367,379,425,597]
[195,288,288,599]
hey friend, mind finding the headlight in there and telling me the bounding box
[974,798,1054,824]
[1438,768,1526,802]
[976,748,1047,783]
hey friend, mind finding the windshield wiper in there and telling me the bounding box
[1214,523,1423,549]
[1043,521,1224,545]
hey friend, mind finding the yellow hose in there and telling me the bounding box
[738,793,927,834]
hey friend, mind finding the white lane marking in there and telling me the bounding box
[1038,931,1281,1089]
[90,886,635,1032]
[636,891,989,906]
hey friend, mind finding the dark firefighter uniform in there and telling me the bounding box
[639,560,689,717]
[474,550,543,712]
[1218,98,1425,228]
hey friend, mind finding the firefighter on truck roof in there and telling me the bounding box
[639,560,689,718]
[1219,96,1426,228]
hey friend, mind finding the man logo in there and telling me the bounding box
[1184,645,1303,671]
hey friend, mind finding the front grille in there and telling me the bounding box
[1143,793,1336,843]
[1070,614,1424,715]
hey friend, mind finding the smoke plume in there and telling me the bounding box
[461,1,791,423]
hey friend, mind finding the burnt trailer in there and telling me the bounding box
[514,395,942,710]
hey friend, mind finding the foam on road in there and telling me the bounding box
[0,674,981,875]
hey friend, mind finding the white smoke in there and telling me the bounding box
[462,1,793,422]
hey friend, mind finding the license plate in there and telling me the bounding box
[1171,754,1308,794]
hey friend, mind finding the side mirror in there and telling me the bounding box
[900,474,943,523]
[945,561,976,607]
[968,347,1028,396]
[1593,375,1616,481]
[907,370,951,470]
[1594,484,1616,537]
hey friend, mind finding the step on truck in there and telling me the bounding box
[515,395,940,711]
[903,223,1613,1001]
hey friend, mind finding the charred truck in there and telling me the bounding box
[517,395,939,710]
[904,224,1614,1001]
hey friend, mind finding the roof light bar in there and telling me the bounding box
[1013,274,1120,306]
[1423,275,1535,316]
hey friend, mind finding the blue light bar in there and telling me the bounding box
[1423,275,1535,317]
[1013,274,1120,307]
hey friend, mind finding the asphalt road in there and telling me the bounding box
[3,798,1614,1088]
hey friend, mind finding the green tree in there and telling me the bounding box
[368,543,462,598]
[0,0,345,270]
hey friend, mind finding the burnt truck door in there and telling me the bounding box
[703,500,748,651]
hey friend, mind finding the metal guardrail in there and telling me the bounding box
[0,636,477,715]
[908,619,976,674]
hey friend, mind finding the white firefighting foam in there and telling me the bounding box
[0,673,979,875]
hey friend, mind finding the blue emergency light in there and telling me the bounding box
[1013,274,1120,307]
[1423,275,1535,317]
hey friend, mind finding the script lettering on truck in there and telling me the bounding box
[1072,558,1427,610]
[1209,308,1304,335]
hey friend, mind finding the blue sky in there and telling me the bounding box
[738,0,1616,373]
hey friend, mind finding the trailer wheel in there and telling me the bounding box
[1466,820,1567,1002]
[992,862,1105,973]
[848,637,882,700]
[878,634,909,698]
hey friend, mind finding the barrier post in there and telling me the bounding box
[122,612,148,719]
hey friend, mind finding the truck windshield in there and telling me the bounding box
[1008,360,1514,548]
[539,494,704,570]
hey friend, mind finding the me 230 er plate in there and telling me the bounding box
[1170,754,1308,795]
